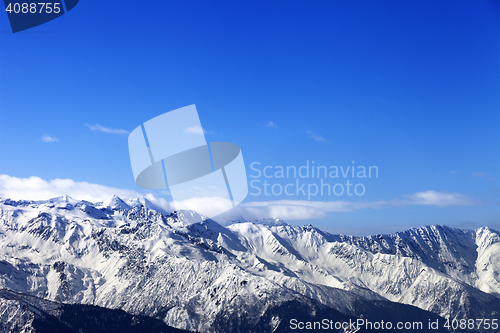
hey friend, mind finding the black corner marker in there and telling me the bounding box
[3,0,78,33]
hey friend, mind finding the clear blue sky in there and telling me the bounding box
[0,0,499,234]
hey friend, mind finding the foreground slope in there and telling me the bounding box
[0,288,188,333]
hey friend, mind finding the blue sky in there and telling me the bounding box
[0,0,499,235]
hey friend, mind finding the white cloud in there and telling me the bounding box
[144,193,175,212]
[306,130,326,142]
[41,135,58,143]
[173,196,234,218]
[232,199,384,220]
[86,124,129,135]
[266,121,277,128]
[0,175,234,221]
[396,190,476,207]
[238,202,326,220]
[222,191,477,221]
[184,126,210,135]
[0,175,479,223]
[0,174,141,202]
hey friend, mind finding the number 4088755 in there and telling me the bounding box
[5,3,61,14]
[444,318,498,330]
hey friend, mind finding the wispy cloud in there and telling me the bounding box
[306,130,326,142]
[41,135,58,143]
[266,121,277,128]
[470,172,495,181]
[86,124,129,135]
[450,170,495,181]
[221,190,478,221]
[184,126,210,135]
[471,172,487,178]
[396,191,475,207]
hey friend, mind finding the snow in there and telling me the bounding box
[0,195,499,332]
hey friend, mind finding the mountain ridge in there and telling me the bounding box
[0,195,498,332]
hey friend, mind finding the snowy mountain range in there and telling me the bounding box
[0,195,499,332]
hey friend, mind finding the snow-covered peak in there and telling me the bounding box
[45,195,78,205]
[255,217,288,227]
[165,210,209,231]
[37,195,79,210]
[476,226,500,250]
[97,195,130,211]
[213,215,248,225]
[125,197,169,215]
[224,216,289,228]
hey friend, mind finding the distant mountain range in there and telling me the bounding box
[1,196,499,332]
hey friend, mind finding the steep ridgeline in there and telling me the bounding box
[0,196,498,332]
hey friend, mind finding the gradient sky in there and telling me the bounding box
[0,0,499,235]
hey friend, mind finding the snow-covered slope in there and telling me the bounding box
[0,196,498,332]
[0,288,188,332]
[225,221,500,320]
